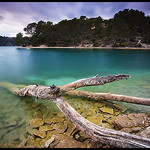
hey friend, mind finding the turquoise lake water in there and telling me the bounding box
[0,46,150,144]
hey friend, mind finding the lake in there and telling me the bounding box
[0,46,150,145]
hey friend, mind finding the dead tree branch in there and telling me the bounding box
[59,74,131,92]
[64,90,150,106]
[15,74,150,148]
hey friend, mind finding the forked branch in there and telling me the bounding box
[59,74,131,92]
[15,74,150,148]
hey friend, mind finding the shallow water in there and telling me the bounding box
[0,47,150,144]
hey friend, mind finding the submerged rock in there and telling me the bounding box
[42,136,55,148]
[43,117,52,124]
[114,113,150,130]
[26,125,37,135]
[52,134,87,148]
[99,106,114,114]
[33,130,47,139]
[33,112,42,118]
[64,121,76,136]
[29,118,44,128]
[5,120,17,127]
[86,116,103,125]
[39,125,53,132]
[53,122,68,133]
[51,117,64,123]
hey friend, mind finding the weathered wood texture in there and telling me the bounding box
[64,90,150,106]
[15,74,150,148]
[59,74,131,91]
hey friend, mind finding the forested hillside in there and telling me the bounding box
[0,36,15,46]
[15,9,150,48]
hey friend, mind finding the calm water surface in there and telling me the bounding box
[0,46,150,143]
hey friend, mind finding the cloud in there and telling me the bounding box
[0,2,149,37]
[0,15,3,20]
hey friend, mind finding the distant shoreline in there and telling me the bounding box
[17,46,150,50]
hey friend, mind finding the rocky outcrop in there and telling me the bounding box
[114,113,150,134]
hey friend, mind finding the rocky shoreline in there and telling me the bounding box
[1,95,149,148]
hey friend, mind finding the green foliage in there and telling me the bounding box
[15,32,23,46]
[0,36,15,46]
[16,9,150,47]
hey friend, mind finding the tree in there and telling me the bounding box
[15,32,23,46]
[23,22,37,36]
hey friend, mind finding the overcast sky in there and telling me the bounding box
[0,2,150,37]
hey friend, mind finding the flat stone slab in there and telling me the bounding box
[33,130,47,139]
[51,117,64,123]
[53,122,68,134]
[29,118,44,128]
[99,106,114,114]
[26,126,37,135]
[39,125,53,132]
[114,113,150,130]
[86,116,103,125]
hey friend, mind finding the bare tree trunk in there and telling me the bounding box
[14,74,150,148]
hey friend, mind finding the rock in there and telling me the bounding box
[83,138,104,148]
[103,115,116,124]
[54,134,87,148]
[51,117,64,123]
[39,125,53,132]
[86,109,97,116]
[33,112,42,118]
[5,120,17,127]
[42,136,55,148]
[26,135,35,146]
[18,139,27,148]
[136,126,150,139]
[2,129,20,142]
[29,118,44,128]
[114,113,150,130]
[113,103,127,112]
[86,116,102,125]
[101,123,114,129]
[64,122,76,136]
[43,117,52,124]
[53,122,68,134]
[78,131,90,141]
[33,137,50,148]
[26,126,37,135]
[33,130,47,139]
[120,127,142,134]
[99,106,114,114]
[114,114,133,129]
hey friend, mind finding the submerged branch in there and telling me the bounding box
[12,74,150,147]
[64,90,150,106]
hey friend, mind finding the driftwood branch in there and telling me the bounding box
[15,74,150,148]
[59,74,131,92]
[64,90,150,106]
